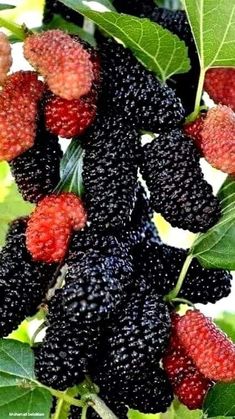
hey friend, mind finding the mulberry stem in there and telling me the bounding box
[186,68,206,122]
[0,17,26,41]
[164,254,193,302]
[84,394,118,419]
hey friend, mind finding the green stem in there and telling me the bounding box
[186,68,206,122]
[171,298,196,308]
[84,394,118,419]
[81,405,88,419]
[30,322,46,346]
[0,17,26,41]
[164,254,193,302]
[32,380,84,408]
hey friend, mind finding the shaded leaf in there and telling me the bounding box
[55,139,84,196]
[203,383,235,418]
[59,0,190,81]
[191,177,235,270]
[0,4,15,11]
[183,0,235,69]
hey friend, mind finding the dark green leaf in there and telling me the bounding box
[203,383,235,418]
[215,312,235,343]
[183,0,235,69]
[44,14,96,46]
[58,0,190,81]
[191,177,235,270]
[0,4,15,10]
[55,139,84,196]
[0,340,52,419]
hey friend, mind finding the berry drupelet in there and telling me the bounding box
[82,113,139,230]
[134,242,232,304]
[99,39,185,132]
[0,219,57,337]
[140,129,221,232]
[10,120,62,203]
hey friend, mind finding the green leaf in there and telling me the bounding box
[183,0,235,69]
[203,383,235,418]
[55,139,84,196]
[0,162,34,246]
[44,14,96,46]
[0,4,15,10]
[0,339,52,419]
[8,320,32,345]
[191,177,235,270]
[58,0,190,81]
[215,312,235,342]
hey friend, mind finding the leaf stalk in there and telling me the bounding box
[164,254,193,302]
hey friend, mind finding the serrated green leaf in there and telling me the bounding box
[215,312,235,342]
[191,177,235,270]
[183,0,235,69]
[55,139,84,196]
[44,14,96,46]
[0,340,52,419]
[203,383,235,418]
[58,0,190,81]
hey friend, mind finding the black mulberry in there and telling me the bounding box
[10,123,62,203]
[146,7,200,114]
[0,219,56,337]
[134,242,232,304]
[99,39,185,132]
[82,113,139,230]
[140,129,221,232]
[48,250,133,326]
[103,292,171,381]
[35,319,103,390]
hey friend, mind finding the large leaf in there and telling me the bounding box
[58,0,190,81]
[0,340,52,419]
[55,139,84,196]
[183,0,235,69]
[203,383,235,418]
[191,177,235,270]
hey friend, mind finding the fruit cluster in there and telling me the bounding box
[0,0,234,417]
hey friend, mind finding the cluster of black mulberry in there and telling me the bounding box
[0,1,232,418]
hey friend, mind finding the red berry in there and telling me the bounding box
[176,310,235,382]
[204,68,235,111]
[184,113,206,152]
[26,193,87,263]
[44,92,97,138]
[0,71,45,161]
[175,372,212,410]
[163,349,195,386]
[0,31,12,84]
[24,30,94,100]
[200,105,235,175]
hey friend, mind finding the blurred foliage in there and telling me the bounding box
[0,161,34,246]
[215,312,235,342]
